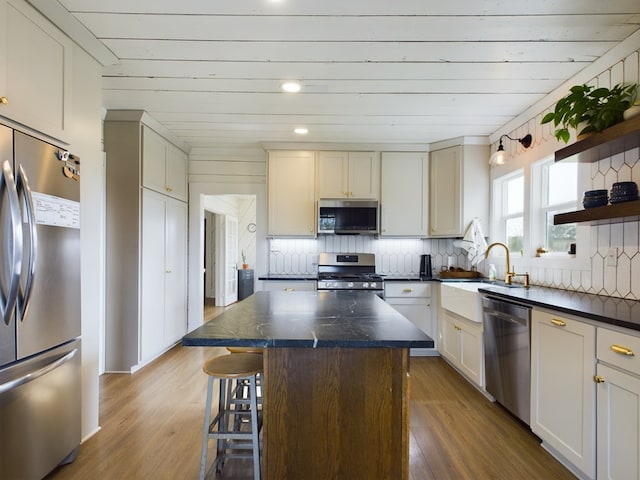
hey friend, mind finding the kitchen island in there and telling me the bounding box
[183,290,433,480]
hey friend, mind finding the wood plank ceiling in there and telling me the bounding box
[56,0,640,151]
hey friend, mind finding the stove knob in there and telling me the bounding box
[371,282,377,288]
[363,282,369,288]
[348,282,354,288]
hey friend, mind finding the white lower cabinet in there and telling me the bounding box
[385,283,436,356]
[596,327,640,480]
[440,308,483,387]
[531,309,596,479]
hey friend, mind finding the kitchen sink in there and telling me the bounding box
[440,282,484,322]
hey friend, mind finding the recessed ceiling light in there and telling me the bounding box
[281,81,301,93]
[294,127,308,135]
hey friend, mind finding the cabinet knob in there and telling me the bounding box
[550,318,566,327]
[0,97,8,105]
[610,344,635,356]
[165,270,172,273]
[166,186,173,192]
[593,375,606,384]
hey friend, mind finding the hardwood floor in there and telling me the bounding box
[46,336,575,479]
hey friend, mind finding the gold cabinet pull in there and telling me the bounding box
[551,318,566,327]
[284,287,294,292]
[403,288,413,293]
[610,344,635,356]
[594,375,606,384]
[0,96,8,105]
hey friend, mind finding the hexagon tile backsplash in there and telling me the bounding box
[268,236,469,279]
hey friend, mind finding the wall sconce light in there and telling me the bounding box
[489,134,533,166]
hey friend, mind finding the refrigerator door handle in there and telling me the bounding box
[0,160,23,326]
[15,164,37,321]
[0,348,77,395]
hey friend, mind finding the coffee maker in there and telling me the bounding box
[419,254,432,280]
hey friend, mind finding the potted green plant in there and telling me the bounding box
[541,83,638,143]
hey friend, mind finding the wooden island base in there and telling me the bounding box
[262,347,410,480]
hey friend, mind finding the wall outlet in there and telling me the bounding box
[607,247,618,267]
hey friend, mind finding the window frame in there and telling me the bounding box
[490,156,591,273]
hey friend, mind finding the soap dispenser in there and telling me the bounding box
[488,264,497,281]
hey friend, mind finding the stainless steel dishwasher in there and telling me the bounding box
[482,295,532,425]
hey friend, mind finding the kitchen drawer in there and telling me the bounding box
[385,283,431,298]
[598,327,640,374]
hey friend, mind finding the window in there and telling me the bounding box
[491,152,588,272]
[495,171,525,252]
[537,159,578,253]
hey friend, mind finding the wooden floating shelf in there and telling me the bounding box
[554,114,640,163]
[554,200,640,225]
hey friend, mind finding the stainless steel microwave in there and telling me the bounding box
[317,199,379,235]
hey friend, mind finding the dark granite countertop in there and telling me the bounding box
[478,284,640,332]
[183,290,434,348]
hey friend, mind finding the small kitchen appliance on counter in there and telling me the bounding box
[419,254,432,280]
[316,252,384,297]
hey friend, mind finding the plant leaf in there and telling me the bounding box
[541,112,555,124]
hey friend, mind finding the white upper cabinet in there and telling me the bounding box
[142,126,188,202]
[317,151,380,199]
[429,144,489,237]
[268,150,316,237]
[380,152,428,237]
[0,0,72,142]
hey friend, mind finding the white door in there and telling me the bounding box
[214,214,238,306]
[224,216,238,305]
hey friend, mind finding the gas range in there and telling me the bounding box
[316,253,384,294]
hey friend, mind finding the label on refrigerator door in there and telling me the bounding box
[31,192,80,229]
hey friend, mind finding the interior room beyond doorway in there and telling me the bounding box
[203,195,256,311]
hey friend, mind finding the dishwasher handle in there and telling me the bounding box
[482,296,531,320]
[483,308,529,328]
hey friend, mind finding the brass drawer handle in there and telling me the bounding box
[611,344,635,356]
[284,287,294,292]
[551,318,566,327]
[0,96,8,105]
[594,375,606,384]
[403,288,413,293]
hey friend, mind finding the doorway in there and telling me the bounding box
[188,183,265,333]
[202,195,256,313]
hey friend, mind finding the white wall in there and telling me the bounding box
[71,44,104,441]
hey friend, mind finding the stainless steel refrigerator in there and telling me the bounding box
[0,124,81,479]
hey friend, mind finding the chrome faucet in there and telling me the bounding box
[484,242,530,287]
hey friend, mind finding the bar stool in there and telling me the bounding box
[226,346,264,354]
[200,353,263,480]
[226,347,264,407]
